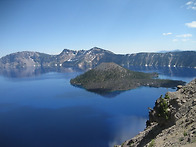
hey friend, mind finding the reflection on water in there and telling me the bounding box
[0,67,82,78]
[72,84,124,98]
[108,116,147,147]
[0,66,196,79]
[128,66,196,78]
[91,90,124,98]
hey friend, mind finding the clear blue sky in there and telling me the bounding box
[0,0,196,57]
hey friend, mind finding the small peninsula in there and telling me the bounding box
[70,62,185,93]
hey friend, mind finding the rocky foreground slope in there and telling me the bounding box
[117,79,196,147]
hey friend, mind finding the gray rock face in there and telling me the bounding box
[120,79,196,147]
[63,50,196,69]
[0,51,57,68]
[0,47,196,69]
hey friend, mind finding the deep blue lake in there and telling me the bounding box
[0,67,195,147]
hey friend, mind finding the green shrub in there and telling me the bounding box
[158,95,169,120]
[183,131,187,136]
[165,94,170,99]
[148,139,155,147]
[121,142,125,146]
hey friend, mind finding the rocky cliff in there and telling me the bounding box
[117,78,196,147]
[0,47,196,70]
[0,51,57,68]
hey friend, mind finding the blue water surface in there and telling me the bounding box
[0,67,195,147]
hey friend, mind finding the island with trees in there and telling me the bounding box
[70,62,185,93]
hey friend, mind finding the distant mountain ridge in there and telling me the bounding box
[0,47,196,70]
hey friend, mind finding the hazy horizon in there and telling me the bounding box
[1,0,196,57]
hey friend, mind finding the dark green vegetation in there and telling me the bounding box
[70,62,185,93]
[157,95,170,120]
[0,47,196,70]
[147,94,172,127]
[148,139,155,147]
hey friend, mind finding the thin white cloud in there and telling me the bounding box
[186,1,193,5]
[185,21,196,28]
[171,33,192,43]
[182,39,190,42]
[176,34,192,38]
[172,38,191,42]
[186,0,196,10]
[192,6,196,10]
[172,39,178,42]
[162,32,172,36]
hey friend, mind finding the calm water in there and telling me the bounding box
[0,67,195,147]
